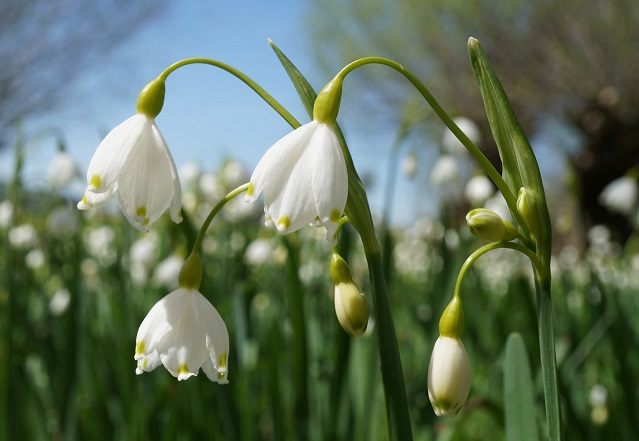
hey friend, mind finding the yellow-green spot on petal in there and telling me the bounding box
[135,341,145,355]
[246,182,255,197]
[178,364,189,376]
[218,353,228,370]
[140,358,148,369]
[81,195,87,205]
[277,216,291,230]
[142,218,149,227]
[217,371,226,380]
[90,174,101,189]
[329,209,341,224]
[136,206,147,217]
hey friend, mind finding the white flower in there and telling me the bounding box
[0,200,14,229]
[465,174,494,205]
[152,255,184,290]
[25,249,46,270]
[428,336,471,416]
[8,223,38,249]
[46,205,79,236]
[598,176,638,215]
[77,114,182,231]
[430,155,460,187]
[245,120,348,243]
[244,238,273,266]
[47,151,80,188]
[49,288,71,316]
[442,116,481,154]
[135,288,229,383]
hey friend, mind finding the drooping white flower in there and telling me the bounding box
[427,336,471,416]
[244,120,348,243]
[598,175,638,215]
[135,288,229,383]
[77,113,182,231]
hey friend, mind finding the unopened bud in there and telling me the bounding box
[517,187,541,238]
[427,335,471,416]
[466,208,517,242]
[334,282,369,336]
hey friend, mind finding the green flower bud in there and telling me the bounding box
[438,296,464,339]
[466,208,517,242]
[334,281,369,337]
[136,77,166,119]
[313,77,343,124]
[517,187,541,239]
[178,253,202,290]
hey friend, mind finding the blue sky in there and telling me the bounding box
[1,1,424,223]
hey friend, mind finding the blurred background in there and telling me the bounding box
[1,0,638,440]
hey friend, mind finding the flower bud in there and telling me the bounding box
[428,295,470,416]
[427,335,471,416]
[136,77,166,119]
[517,187,541,238]
[313,77,343,124]
[466,208,517,242]
[330,250,369,336]
[334,282,369,336]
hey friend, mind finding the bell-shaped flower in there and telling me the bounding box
[428,296,471,416]
[134,287,229,383]
[77,78,181,231]
[427,335,471,416]
[244,120,348,243]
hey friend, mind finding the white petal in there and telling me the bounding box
[85,114,146,194]
[117,120,176,230]
[309,124,347,226]
[157,290,209,380]
[202,356,229,384]
[135,288,189,359]
[246,121,318,204]
[153,121,183,224]
[192,291,229,376]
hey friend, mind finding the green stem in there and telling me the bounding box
[334,57,533,247]
[190,183,249,254]
[535,275,563,441]
[159,58,300,128]
[453,241,541,297]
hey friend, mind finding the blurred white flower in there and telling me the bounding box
[465,174,494,205]
[47,151,80,188]
[442,116,481,154]
[245,120,348,243]
[221,160,249,188]
[598,176,637,215]
[49,288,71,316]
[85,226,116,264]
[77,113,182,231]
[430,155,459,187]
[152,255,184,290]
[199,173,225,201]
[129,233,159,268]
[46,205,79,236]
[589,384,608,407]
[0,200,14,229]
[9,224,38,249]
[244,238,273,266]
[179,161,201,188]
[25,248,45,269]
[484,192,512,222]
[135,288,229,383]
[402,152,417,178]
[428,336,471,416]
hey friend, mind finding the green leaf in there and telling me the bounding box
[268,39,316,121]
[504,333,540,441]
[468,38,551,271]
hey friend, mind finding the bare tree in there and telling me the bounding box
[0,0,166,148]
[307,0,639,242]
